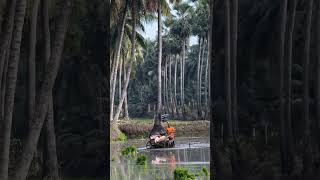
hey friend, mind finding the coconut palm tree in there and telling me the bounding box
[110,0,128,122]
[0,0,27,179]
[284,0,297,174]
[317,0,320,151]
[12,1,72,179]
[0,0,16,120]
[302,0,314,177]
[42,0,60,178]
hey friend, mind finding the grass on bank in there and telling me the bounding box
[119,118,205,125]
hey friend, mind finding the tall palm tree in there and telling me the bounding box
[0,0,16,108]
[157,0,163,114]
[284,0,297,174]
[279,0,288,175]
[110,0,128,122]
[42,0,60,178]
[113,0,137,123]
[302,0,314,177]
[225,0,232,139]
[317,0,320,151]
[0,0,27,179]
[231,0,238,136]
[27,0,40,132]
[12,1,72,179]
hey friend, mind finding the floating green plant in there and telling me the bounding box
[136,155,147,165]
[121,146,137,156]
[201,167,209,176]
[173,168,195,180]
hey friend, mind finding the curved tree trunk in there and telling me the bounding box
[42,0,60,178]
[0,1,26,179]
[302,0,314,178]
[110,2,128,122]
[12,2,71,179]
[113,0,136,123]
[157,2,162,114]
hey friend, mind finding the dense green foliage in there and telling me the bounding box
[121,146,137,156]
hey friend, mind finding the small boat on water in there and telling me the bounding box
[146,114,175,149]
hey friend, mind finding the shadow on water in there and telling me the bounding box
[110,137,210,180]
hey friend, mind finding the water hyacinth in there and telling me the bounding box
[121,146,137,156]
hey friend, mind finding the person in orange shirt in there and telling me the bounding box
[166,122,175,140]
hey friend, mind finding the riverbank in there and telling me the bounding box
[118,118,210,138]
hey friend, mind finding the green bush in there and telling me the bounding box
[117,132,127,141]
[136,155,147,165]
[121,146,137,156]
[173,168,195,180]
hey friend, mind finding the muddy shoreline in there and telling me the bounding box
[118,120,210,138]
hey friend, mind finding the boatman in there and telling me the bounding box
[166,122,175,140]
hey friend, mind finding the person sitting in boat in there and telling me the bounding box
[149,114,168,143]
[166,122,174,140]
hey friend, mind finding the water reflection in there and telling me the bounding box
[110,137,210,180]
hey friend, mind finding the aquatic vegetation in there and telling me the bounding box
[136,155,147,165]
[121,146,137,156]
[201,167,209,176]
[173,168,195,180]
[117,132,127,141]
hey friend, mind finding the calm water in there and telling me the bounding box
[110,137,210,180]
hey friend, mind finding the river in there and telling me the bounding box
[110,137,210,180]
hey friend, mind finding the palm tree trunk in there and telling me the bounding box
[42,0,59,178]
[123,59,129,119]
[45,96,59,180]
[12,2,71,179]
[284,0,297,174]
[0,1,26,179]
[174,55,178,117]
[119,55,123,117]
[279,0,288,175]
[205,37,209,117]
[113,0,136,122]
[0,0,16,94]
[110,2,128,122]
[0,7,14,142]
[157,2,162,114]
[182,40,186,117]
[231,0,238,136]
[200,38,206,118]
[302,0,314,177]
[317,0,320,154]
[27,0,40,129]
[169,55,173,115]
[197,38,202,118]
[180,54,183,114]
[165,58,169,113]
[225,0,233,139]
